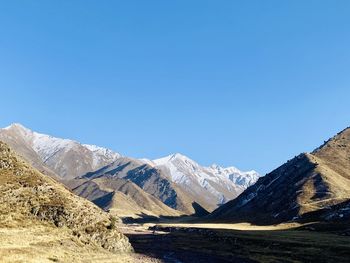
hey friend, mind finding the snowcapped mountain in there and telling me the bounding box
[143,153,261,209]
[150,153,260,189]
[0,123,261,214]
[206,164,260,188]
[0,123,121,179]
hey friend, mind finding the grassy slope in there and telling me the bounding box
[0,226,134,263]
[0,141,134,262]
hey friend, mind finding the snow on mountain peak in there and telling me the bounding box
[2,123,260,197]
[4,123,27,130]
[2,123,122,170]
[83,144,121,158]
[153,153,188,165]
[209,164,221,170]
[3,123,34,136]
[152,152,261,196]
[170,153,187,160]
[151,153,260,205]
[139,158,156,167]
[82,144,122,167]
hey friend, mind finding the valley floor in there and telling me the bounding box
[1,222,350,263]
[120,221,350,263]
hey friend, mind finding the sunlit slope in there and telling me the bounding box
[0,141,132,256]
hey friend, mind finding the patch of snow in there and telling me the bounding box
[152,153,260,204]
[83,144,122,168]
[206,164,261,188]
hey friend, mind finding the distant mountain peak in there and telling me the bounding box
[168,153,190,161]
[4,122,27,129]
[153,153,194,166]
[3,123,34,134]
[170,152,184,159]
[0,123,122,179]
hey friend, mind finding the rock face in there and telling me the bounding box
[210,127,350,224]
[0,141,132,253]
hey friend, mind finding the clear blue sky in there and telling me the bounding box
[0,1,349,174]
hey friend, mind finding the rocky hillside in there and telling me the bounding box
[210,127,350,224]
[0,141,132,253]
[79,154,260,215]
[72,177,182,219]
[74,158,199,215]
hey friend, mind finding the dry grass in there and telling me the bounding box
[0,141,136,262]
[135,222,350,263]
[0,226,133,263]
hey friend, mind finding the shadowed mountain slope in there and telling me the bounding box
[210,127,350,224]
[78,154,260,215]
[75,158,200,215]
[73,177,182,218]
[148,153,260,211]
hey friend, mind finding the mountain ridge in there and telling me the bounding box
[210,127,350,224]
[0,123,122,179]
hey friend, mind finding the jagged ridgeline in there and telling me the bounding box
[0,141,132,253]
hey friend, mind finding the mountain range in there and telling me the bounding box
[4,122,349,226]
[0,123,260,217]
[1,122,350,263]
